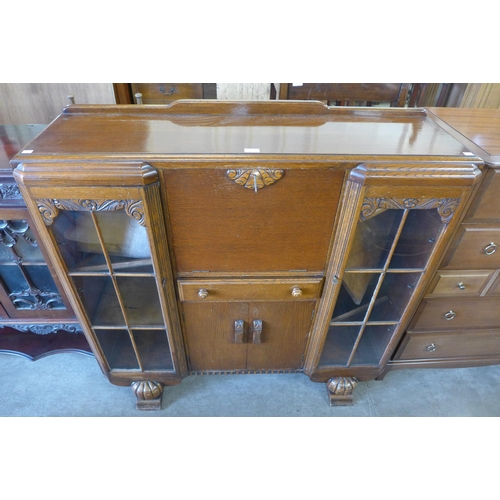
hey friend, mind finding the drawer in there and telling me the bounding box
[442,225,500,269]
[177,278,323,302]
[426,270,495,297]
[132,83,203,104]
[396,329,500,360]
[410,297,500,331]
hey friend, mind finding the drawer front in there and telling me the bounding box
[426,270,495,297]
[178,278,323,302]
[397,330,500,360]
[411,297,500,331]
[443,226,500,269]
[133,83,203,103]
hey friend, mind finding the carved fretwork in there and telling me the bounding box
[326,377,358,406]
[131,381,163,410]
[36,199,146,226]
[227,168,284,191]
[0,324,83,335]
[0,184,22,200]
[360,197,459,224]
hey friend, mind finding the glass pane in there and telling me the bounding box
[319,325,361,366]
[116,276,164,327]
[389,209,443,269]
[332,273,381,322]
[72,275,124,326]
[345,209,403,270]
[133,329,173,370]
[0,264,65,310]
[367,273,422,322]
[95,329,140,370]
[0,264,25,294]
[51,211,108,273]
[95,211,153,274]
[349,325,396,366]
[0,220,44,264]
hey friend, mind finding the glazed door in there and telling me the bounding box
[0,207,72,320]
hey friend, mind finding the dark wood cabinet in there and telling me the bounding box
[0,125,90,359]
[11,101,497,409]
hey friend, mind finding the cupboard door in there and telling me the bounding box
[182,301,315,371]
[182,302,249,371]
[246,301,315,370]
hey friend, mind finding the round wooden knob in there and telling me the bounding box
[292,286,303,298]
[198,288,209,299]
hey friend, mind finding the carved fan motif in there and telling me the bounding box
[227,168,284,191]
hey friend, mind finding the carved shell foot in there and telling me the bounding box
[131,381,163,410]
[326,377,358,406]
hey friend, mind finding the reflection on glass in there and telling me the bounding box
[95,329,140,370]
[95,211,153,274]
[52,211,108,273]
[133,329,173,370]
[348,325,396,366]
[319,325,361,366]
[345,209,403,270]
[389,209,442,269]
[116,276,164,326]
[73,275,124,326]
[367,273,422,322]
[332,273,381,322]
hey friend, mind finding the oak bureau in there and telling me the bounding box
[10,101,497,409]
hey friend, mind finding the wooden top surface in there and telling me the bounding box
[12,101,475,161]
[427,108,500,165]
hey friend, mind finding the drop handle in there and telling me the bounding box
[457,282,466,290]
[292,286,303,298]
[426,343,437,352]
[444,310,456,320]
[234,320,245,344]
[198,288,209,299]
[159,86,175,95]
[252,319,263,344]
[484,242,498,255]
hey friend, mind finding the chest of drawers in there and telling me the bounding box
[11,101,491,409]
[391,109,500,375]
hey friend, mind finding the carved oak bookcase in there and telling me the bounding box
[11,102,484,408]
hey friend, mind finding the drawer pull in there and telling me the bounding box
[292,286,303,298]
[444,310,456,320]
[484,242,498,255]
[159,86,175,96]
[198,288,209,299]
[457,282,465,290]
[234,320,245,344]
[252,319,263,344]
[426,343,437,352]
